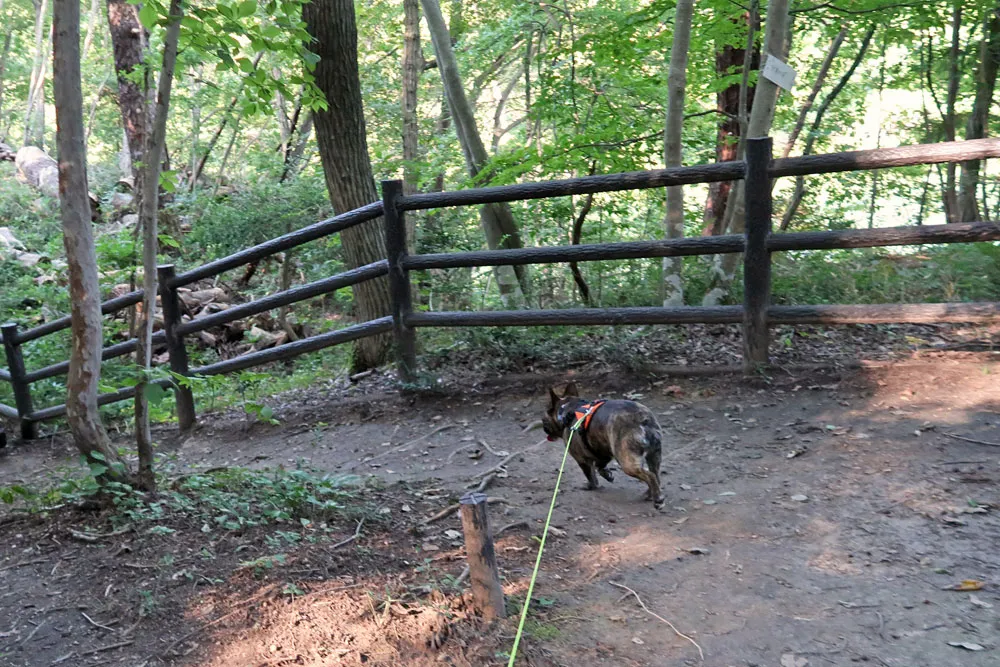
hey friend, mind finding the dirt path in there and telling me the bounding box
[1,357,999,666]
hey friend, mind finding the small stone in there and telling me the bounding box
[791,494,809,502]
[703,499,717,505]
[631,637,644,645]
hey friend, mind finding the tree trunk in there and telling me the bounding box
[943,1,962,223]
[304,0,392,372]
[782,27,847,158]
[132,0,183,493]
[402,0,421,251]
[703,7,760,236]
[280,112,312,181]
[959,4,1000,222]
[0,29,11,127]
[106,0,148,184]
[702,0,790,306]
[25,0,49,147]
[662,0,693,307]
[778,25,875,232]
[421,0,529,305]
[82,0,100,59]
[868,35,887,229]
[52,0,131,483]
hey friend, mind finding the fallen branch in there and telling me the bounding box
[942,431,1000,448]
[473,473,496,493]
[420,497,506,525]
[79,640,134,656]
[478,439,508,457]
[609,581,704,661]
[81,612,116,633]
[470,439,548,481]
[446,443,478,464]
[68,524,132,543]
[331,519,364,550]
[521,420,543,434]
[364,423,455,464]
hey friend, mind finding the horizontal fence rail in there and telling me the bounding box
[407,303,1000,329]
[3,136,1000,437]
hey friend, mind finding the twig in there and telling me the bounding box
[50,652,75,665]
[475,473,496,493]
[446,443,477,464]
[81,612,116,633]
[21,621,45,645]
[68,524,132,543]
[521,420,543,434]
[0,558,48,572]
[471,439,548,481]
[79,640,133,656]
[609,581,704,661]
[942,431,1000,448]
[496,520,529,536]
[455,566,470,585]
[420,498,507,525]
[331,519,364,550]
[364,423,455,464]
[478,439,507,457]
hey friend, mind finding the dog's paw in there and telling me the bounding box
[653,497,666,510]
[598,468,614,483]
[582,482,600,491]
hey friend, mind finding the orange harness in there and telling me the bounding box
[571,401,605,432]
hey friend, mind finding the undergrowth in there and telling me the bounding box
[0,460,377,538]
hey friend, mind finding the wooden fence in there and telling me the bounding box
[2,136,1000,440]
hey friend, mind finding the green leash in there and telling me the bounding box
[506,412,586,667]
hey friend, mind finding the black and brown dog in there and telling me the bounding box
[543,382,664,509]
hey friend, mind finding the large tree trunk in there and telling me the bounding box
[702,0,790,306]
[133,0,183,493]
[778,25,875,231]
[959,4,1000,222]
[662,0,693,307]
[304,0,393,372]
[106,0,148,184]
[943,1,962,223]
[52,0,131,482]
[703,9,760,236]
[421,0,529,305]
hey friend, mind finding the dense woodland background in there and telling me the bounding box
[1,0,999,433]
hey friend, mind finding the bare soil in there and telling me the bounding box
[2,346,1000,666]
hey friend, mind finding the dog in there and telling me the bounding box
[542,382,664,509]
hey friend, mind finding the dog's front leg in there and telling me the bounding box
[576,460,600,490]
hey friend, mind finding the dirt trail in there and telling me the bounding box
[1,357,999,666]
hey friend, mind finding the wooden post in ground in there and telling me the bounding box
[381,179,417,383]
[742,136,774,373]
[459,491,506,620]
[1,323,37,440]
[157,265,196,430]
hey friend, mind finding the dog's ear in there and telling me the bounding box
[563,381,579,397]
[548,387,560,407]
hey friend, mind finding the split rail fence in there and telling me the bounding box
[3,136,1000,440]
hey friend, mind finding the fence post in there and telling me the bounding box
[1,323,38,440]
[157,265,196,431]
[381,179,417,383]
[459,492,506,620]
[742,137,774,374]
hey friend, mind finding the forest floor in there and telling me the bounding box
[1,326,1000,666]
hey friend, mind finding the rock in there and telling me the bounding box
[120,213,139,228]
[16,252,42,268]
[790,494,809,502]
[0,142,15,161]
[110,191,135,210]
[0,227,25,253]
[15,146,60,198]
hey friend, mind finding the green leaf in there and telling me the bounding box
[138,3,159,28]
[88,463,109,478]
[144,383,168,403]
[260,405,273,420]
[237,0,257,18]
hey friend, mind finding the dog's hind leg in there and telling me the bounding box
[644,448,664,509]
[620,453,664,510]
